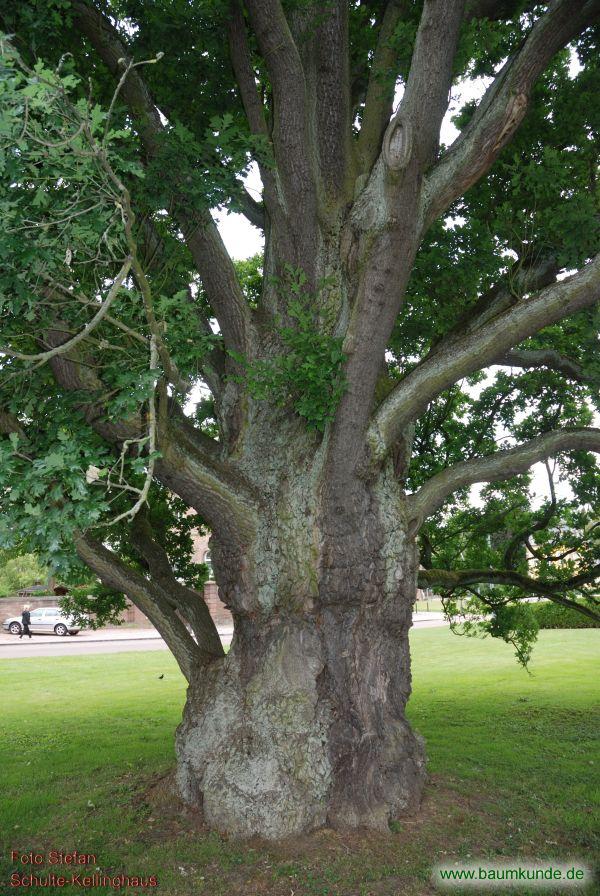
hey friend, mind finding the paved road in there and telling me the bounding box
[0,625,232,659]
[0,637,170,659]
[0,615,446,659]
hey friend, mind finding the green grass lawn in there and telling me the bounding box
[0,628,598,895]
[414,597,444,612]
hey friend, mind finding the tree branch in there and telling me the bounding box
[311,1,353,200]
[72,0,252,360]
[71,2,163,154]
[104,336,159,527]
[236,186,265,230]
[0,257,132,367]
[503,460,557,570]
[422,0,600,226]
[407,427,600,530]
[393,0,466,172]
[134,219,227,398]
[155,400,259,544]
[227,0,285,236]
[228,0,270,140]
[418,566,600,620]
[370,253,600,454]
[129,513,224,661]
[324,1,464,480]
[496,348,600,390]
[465,0,535,20]
[75,532,207,681]
[47,345,258,545]
[357,0,408,176]
[525,521,600,564]
[244,0,319,267]
[431,255,560,350]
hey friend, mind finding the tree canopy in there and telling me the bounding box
[0,0,599,670]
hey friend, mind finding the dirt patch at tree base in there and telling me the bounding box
[129,769,525,896]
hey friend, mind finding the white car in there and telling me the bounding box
[2,606,81,636]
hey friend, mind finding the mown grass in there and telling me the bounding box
[414,598,444,613]
[0,628,598,895]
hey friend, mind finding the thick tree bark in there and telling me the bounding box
[176,443,426,838]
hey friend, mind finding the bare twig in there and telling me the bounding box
[0,256,132,365]
[104,335,159,527]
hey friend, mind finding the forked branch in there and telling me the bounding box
[422,0,600,227]
[371,254,600,455]
[394,0,466,171]
[357,1,408,175]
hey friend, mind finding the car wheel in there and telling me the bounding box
[54,623,69,636]
[70,631,79,636]
[9,622,22,635]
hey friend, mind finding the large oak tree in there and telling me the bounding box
[1,0,599,838]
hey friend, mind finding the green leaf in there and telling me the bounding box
[43,452,66,471]
[24,503,41,517]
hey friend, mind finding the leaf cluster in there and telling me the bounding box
[231,269,347,431]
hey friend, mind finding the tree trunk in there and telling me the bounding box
[172,132,431,836]
[175,450,426,838]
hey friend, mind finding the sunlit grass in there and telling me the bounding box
[0,628,597,895]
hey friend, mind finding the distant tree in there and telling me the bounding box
[0,551,48,597]
[0,0,599,838]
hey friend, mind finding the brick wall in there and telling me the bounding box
[2,528,234,632]
[121,602,153,626]
[2,587,231,630]
[0,594,154,627]
[192,529,233,627]
[0,595,58,620]
[203,581,233,626]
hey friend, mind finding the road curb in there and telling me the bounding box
[0,630,235,647]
